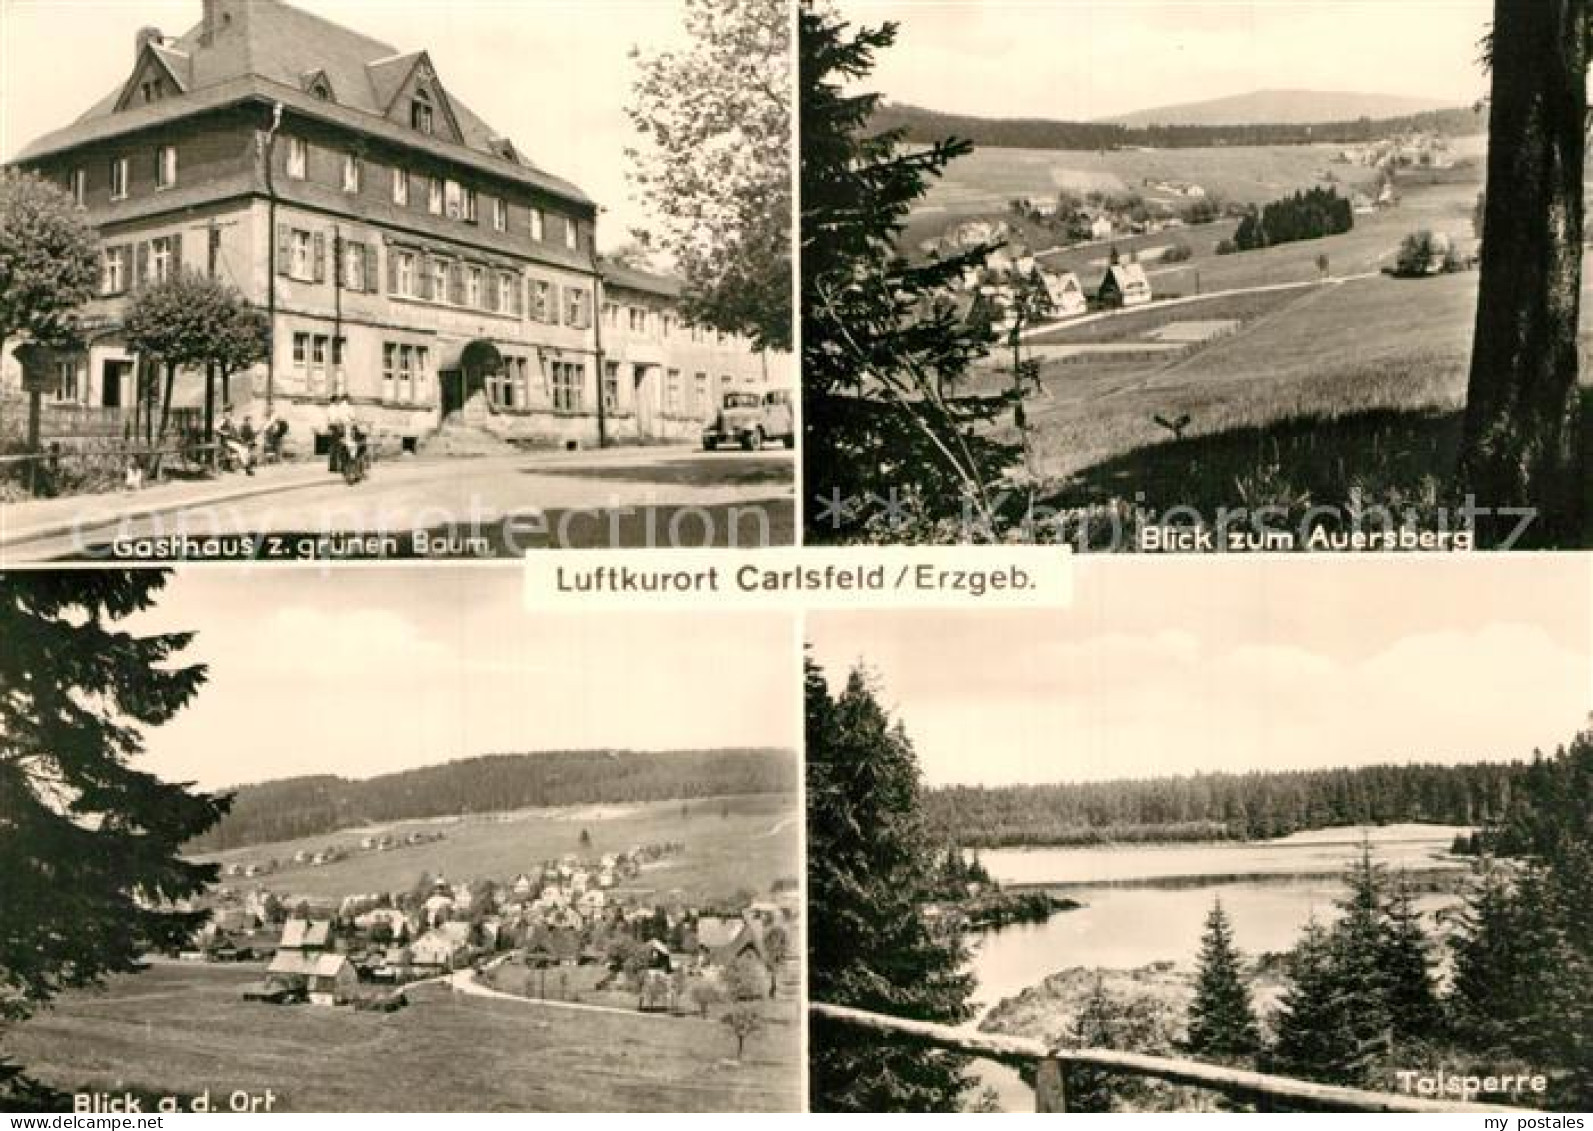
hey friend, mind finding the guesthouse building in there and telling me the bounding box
[3,0,777,453]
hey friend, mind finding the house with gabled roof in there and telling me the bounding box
[277,917,331,952]
[307,953,358,1005]
[3,0,781,450]
[1097,263,1153,309]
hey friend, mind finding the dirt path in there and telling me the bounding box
[1020,271,1381,343]
[434,967,686,1022]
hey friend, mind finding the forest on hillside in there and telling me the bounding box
[870,102,1484,152]
[187,748,797,851]
[925,759,1540,847]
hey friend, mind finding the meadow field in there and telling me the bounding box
[901,139,1438,249]
[197,792,799,907]
[2,965,800,1112]
[913,140,1593,545]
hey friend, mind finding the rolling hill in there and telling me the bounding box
[187,748,797,851]
[871,100,1483,152]
[1106,88,1460,128]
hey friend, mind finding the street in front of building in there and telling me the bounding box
[0,445,795,560]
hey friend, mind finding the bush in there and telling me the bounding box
[1160,241,1193,264]
[1215,239,1238,256]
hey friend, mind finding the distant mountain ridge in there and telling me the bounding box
[871,99,1484,153]
[188,748,796,851]
[1106,88,1460,128]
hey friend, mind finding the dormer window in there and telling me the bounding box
[300,69,335,103]
[411,90,434,135]
[286,137,307,180]
[140,79,163,103]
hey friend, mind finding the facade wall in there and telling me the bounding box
[6,100,785,453]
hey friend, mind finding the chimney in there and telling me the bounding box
[135,26,163,56]
[200,0,239,47]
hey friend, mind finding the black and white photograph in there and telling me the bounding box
[801,0,1590,550]
[0,567,802,1112]
[806,557,1593,1112]
[0,0,793,560]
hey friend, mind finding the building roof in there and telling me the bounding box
[311,953,353,979]
[1101,263,1151,291]
[267,950,317,976]
[279,917,331,950]
[15,0,591,207]
[694,916,742,950]
[601,260,684,300]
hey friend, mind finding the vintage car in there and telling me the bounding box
[701,389,795,451]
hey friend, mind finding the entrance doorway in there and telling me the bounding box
[440,370,465,417]
[101,360,131,408]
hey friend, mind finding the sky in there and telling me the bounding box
[808,557,1593,788]
[121,567,798,790]
[0,0,701,250]
[850,0,1493,121]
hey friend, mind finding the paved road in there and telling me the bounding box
[3,446,795,560]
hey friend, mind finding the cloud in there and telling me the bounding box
[814,608,1591,788]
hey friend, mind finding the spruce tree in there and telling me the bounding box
[1321,844,1395,1084]
[0,571,228,1025]
[800,5,1018,542]
[1186,898,1260,1059]
[1450,859,1524,1048]
[1270,916,1345,1083]
[806,656,977,1111]
[1378,875,1442,1043]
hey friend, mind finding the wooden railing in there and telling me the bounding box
[810,1002,1528,1114]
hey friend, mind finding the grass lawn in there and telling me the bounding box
[916,165,1593,548]
[2,965,800,1112]
[198,793,800,908]
[482,960,802,1023]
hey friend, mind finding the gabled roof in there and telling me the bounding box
[311,954,352,978]
[365,52,421,114]
[279,917,331,950]
[113,42,192,112]
[267,950,317,976]
[31,0,583,202]
[601,260,684,300]
[1101,263,1151,290]
[694,916,741,950]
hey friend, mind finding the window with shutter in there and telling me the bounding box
[277,224,292,277]
[419,255,434,301]
[312,232,326,283]
[135,242,149,284]
[387,246,399,293]
[364,244,378,293]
